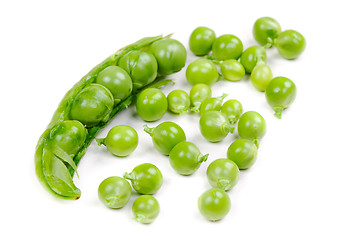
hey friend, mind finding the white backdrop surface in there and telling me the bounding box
[1,0,337,239]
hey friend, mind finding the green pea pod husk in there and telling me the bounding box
[35,35,174,200]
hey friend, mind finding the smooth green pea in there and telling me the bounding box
[189,26,216,56]
[49,120,87,157]
[198,188,231,221]
[190,83,212,112]
[220,60,245,81]
[199,111,234,143]
[266,76,297,119]
[95,66,132,105]
[220,99,243,124]
[136,88,167,122]
[227,139,258,170]
[240,46,267,73]
[98,176,132,209]
[167,90,190,115]
[238,111,266,146]
[169,141,208,176]
[186,58,218,86]
[199,93,227,115]
[123,163,163,195]
[212,34,243,60]
[96,125,138,157]
[149,38,186,76]
[132,195,160,224]
[69,84,114,127]
[250,62,273,92]
[143,121,186,155]
[253,17,281,47]
[206,158,240,191]
[118,50,158,90]
[275,30,306,60]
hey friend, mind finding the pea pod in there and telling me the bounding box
[35,35,177,200]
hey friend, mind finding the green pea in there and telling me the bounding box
[132,195,160,224]
[199,111,234,143]
[253,17,281,47]
[265,76,297,119]
[220,99,243,124]
[199,93,227,115]
[206,158,240,191]
[167,90,190,115]
[198,188,231,221]
[220,59,245,82]
[95,66,132,105]
[49,120,87,157]
[136,88,167,122]
[149,38,186,76]
[190,83,212,112]
[98,176,132,209]
[144,121,186,155]
[118,50,158,90]
[227,139,258,170]
[250,62,273,92]
[212,34,243,60]
[238,111,266,146]
[69,83,114,127]
[189,26,216,56]
[240,46,267,73]
[169,141,208,176]
[275,30,306,60]
[96,125,138,157]
[186,58,218,86]
[123,163,163,195]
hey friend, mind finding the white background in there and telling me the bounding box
[1,0,337,239]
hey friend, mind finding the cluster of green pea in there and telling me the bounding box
[188,17,305,119]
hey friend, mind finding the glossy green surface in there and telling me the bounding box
[95,66,132,105]
[240,46,267,73]
[69,84,114,127]
[132,195,160,224]
[207,158,240,191]
[220,59,245,81]
[123,163,163,195]
[227,139,258,169]
[220,99,243,124]
[96,125,138,157]
[118,50,158,90]
[98,176,132,209]
[190,83,212,112]
[167,90,190,115]
[199,111,234,143]
[144,121,186,155]
[49,120,87,158]
[198,188,231,221]
[169,141,208,176]
[149,38,186,75]
[186,58,218,86]
[238,111,266,146]
[189,26,216,56]
[199,93,227,115]
[275,30,306,59]
[253,17,281,46]
[250,62,273,92]
[266,76,297,119]
[136,88,167,122]
[212,34,243,60]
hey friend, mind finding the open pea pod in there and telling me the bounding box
[35,35,175,200]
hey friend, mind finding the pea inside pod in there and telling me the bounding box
[69,83,114,127]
